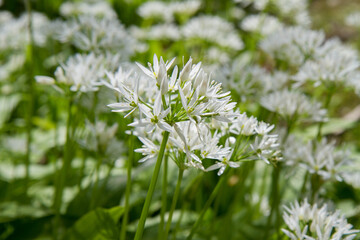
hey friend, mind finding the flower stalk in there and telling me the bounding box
[163,168,184,240]
[120,132,135,240]
[134,131,170,240]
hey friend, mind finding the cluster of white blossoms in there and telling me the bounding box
[50,15,142,58]
[0,11,50,81]
[240,14,283,36]
[137,0,201,23]
[260,26,326,67]
[36,53,121,93]
[0,11,50,51]
[59,0,117,19]
[284,137,355,182]
[282,199,359,240]
[216,54,289,101]
[292,39,360,88]
[345,11,360,28]
[261,26,360,91]
[260,89,327,122]
[145,23,181,41]
[106,55,281,174]
[235,0,311,26]
[182,15,244,51]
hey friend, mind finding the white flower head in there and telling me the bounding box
[282,199,359,240]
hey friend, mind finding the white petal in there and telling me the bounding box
[136,62,153,78]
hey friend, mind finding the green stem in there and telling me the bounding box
[310,173,323,204]
[134,131,170,240]
[78,153,86,191]
[24,0,34,194]
[53,93,74,234]
[300,172,309,199]
[164,168,184,240]
[120,133,135,240]
[317,89,334,140]
[186,174,226,240]
[158,154,169,239]
[264,163,282,239]
[90,151,103,209]
[172,201,188,240]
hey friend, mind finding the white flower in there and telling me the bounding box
[51,15,141,58]
[230,113,258,136]
[35,76,55,85]
[282,199,359,240]
[146,24,180,41]
[107,76,140,118]
[260,26,325,66]
[284,137,354,182]
[182,15,244,51]
[59,1,117,19]
[241,14,283,36]
[0,12,50,51]
[345,11,360,28]
[52,53,118,92]
[136,54,175,95]
[137,0,201,23]
[137,1,174,22]
[250,134,280,164]
[260,89,327,122]
[293,39,359,88]
[129,92,172,133]
[135,137,160,163]
[273,0,311,26]
[206,151,240,176]
[255,121,274,135]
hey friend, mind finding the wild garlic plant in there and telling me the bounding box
[2,0,360,240]
[106,54,281,239]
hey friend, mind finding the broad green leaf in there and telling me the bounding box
[295,118,357,139]
[66,206,124,240]
[0,94,20,129]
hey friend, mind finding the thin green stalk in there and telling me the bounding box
[264,116,295,239]
[164,168,184,240]
[134,131,170,240]
[299,172,309,199]
[186,174,226,240]
[90,151,103,210]
[264,163,282,239]
[89,92,101,209]
[317,89,334,140]
[158,154,169,240]
[24,0,34,194]
[310,173,323,204]
[120,133,135,240]
[77,153,86,191]
[172,201,188,240]
[53,94,74,230]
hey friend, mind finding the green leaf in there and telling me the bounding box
[66,206,124,240]
[0,95,20,129]
[295,118,357,139]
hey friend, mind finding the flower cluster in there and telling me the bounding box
[36,53,121,93]
[260,26,326,67]
[284,137,354,182]
[240,14,283,36]
[137,0,201,23]
[107,54,281,174]
[51,16,142,57]
[182,15,244,51]
[260,89,327,122]
[282,199,359,240]
[345,11,360,28]
[59,0,117,19]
